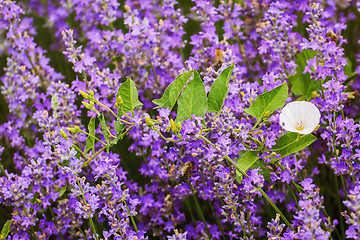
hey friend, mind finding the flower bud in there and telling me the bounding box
[176,122,182,131]
[79,90,89,99]
[60,129,68,140]
[68,126,80,133]
[88,90,94,98]
[170,119,177,133]
[145,115,154,127]
[82,101,92,110]
[312,91,317,99]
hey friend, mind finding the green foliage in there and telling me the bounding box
[208,64,235,113]
[116,77,143,116]
[235,150,259,182]
[58,184,67,198]
[344,57,353,77]
[244,81,288,121]
[0,220,13,240]
[289,49,320,98]
[271,132,317,163]
[112,121,126,145]
[343,57,358,86]
[84,117,96,154]
[176,70,207,122]
[153,71,193,110]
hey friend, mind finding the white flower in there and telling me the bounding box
[279,101,320,135]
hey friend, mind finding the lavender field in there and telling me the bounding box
[1,0,360,239]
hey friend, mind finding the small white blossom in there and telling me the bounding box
[279,101,320,135]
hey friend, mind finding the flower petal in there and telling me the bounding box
[279,101,320,134]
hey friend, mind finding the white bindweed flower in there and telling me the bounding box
[279,101,320,135]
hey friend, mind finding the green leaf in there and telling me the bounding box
[344,57,353,77]
[295,96,309,101]
[1,220,13,240]
[208,64,235,113]
[343,57,358,86]
[116,77,143,116]
[236,150,259,172]
[235,150,259,183]
[58,184,67,197]
[244,81,288,120]
[99,114,110,152]
[289,49,321,98]
[271,132,317,163]
[112,121,126,145]
[152,71,193,110]
[84,117,96,154]
[115,121,126,134]
[176,70,207,122]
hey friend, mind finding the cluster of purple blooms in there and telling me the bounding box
[1,0,360,239]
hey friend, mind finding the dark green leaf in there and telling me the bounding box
[295,96,309,101]
[1,220,13,239]
[112,121,126,145]
[289,49,321,98]
[344,57,353,77]
[236,150,259,172]
[116,77,143,116]
[115,121,126,134]
[208,64,234,113]
[176,70,207,122]
[84,117,95,154]
[244,81,288,120]
[235,150,258,183]
[152,71,193,110]
[343,57,358,86]
[271,132,317,163]
[58,184,67,197]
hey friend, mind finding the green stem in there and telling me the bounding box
[82,70,88,82]
[123,200,139,233]
[334,174,346,239]
[48,205,65,240]
[184,198,197,223]
[81,145,107,168]
[200,171,225,240]
[79,130,107,146]
[188,180,210,236]
[88,218,99,240]
[148,52,159,86]
[279,51,289,78]
[200,134,294,230]
[25,51,45,83]
[151,127,182,142]
[110,182,139,233]
[76,226,88,240]
[95,100,131,125]
[0,164,8,178]
[226,156,294,231]
[120,125,134,139]
[73,145,90,161]
[76,177,99,240]
[19,206,38,239]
